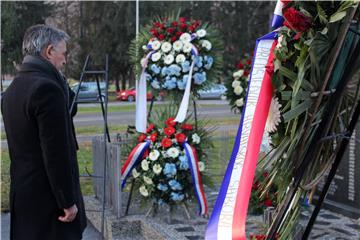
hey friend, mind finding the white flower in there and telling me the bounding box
[151,40,161,50]
[232,80,241,88]
[173,41,183,52]
[149,150,160,161]
[140,58,148,68]
[161,42,172,53]
[192,133,201,144]
[265,97,282,133]
[139,185,149,197]
[151,52,161,62]
[132,168,140,178]
[201,40,212,51]
[176,54,186,63]
[183,43,192,53]
[143,176,153,185]
[235,98,244,107]
[167,147,179,158]
[196,29,206,38]
[164,54,174,65]
[198,161,205,172]
[141,160,149,171]
[142,45,147,50]
[153,164,162,175]
[234,86,244,95]
[180,33,192,42]
[161,150,168,158]
[233,70,244,79]
[276,34,283,49]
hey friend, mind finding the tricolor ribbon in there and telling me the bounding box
[271,0,285,29]
[183,142,208,216]
[205,31,278,240]
[121,140,151,188]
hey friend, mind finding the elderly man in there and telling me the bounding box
[1,25,86,239]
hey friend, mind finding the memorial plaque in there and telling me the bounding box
[316,120,360,219]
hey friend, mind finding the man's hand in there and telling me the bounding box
[58,204,78,222]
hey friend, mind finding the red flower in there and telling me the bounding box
[138,134,146,142]
[175,133,187,144]
[179,17,186,23]
[263,171,269,178]
[150,29,159,37]
[170,36,177,42]
[161,138,172,148]
[237,62,244,69]
[153,22,161,28]
[158,34,165,41]
[244,70,250,77]
[166,27,175,34]
[146,124,155,133]
[165,117,176,127]
[180,23,187,29]
[188,25,195,32]
[264,199,273,207]
[176,31,183,37]
[150,133,157,142]
[283,7,312,33]
[143,149,149,158]
[181,123,193,131]
[164,127,176,137]
[252,180,259,191]
[246,59,252,65]
[159,23,165,30]
[171,21,178,27]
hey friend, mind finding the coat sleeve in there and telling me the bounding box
[32,82,75,209]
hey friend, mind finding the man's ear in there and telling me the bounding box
[43,44,54,60]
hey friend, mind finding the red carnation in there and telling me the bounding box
[161,137,172,148]
[165,117,176,127]
[171,21,178,27]
[175,133,187,144]
[176,31,183,37]
[138,134,146,142]
[264,199,273,207]
[150,133,157,142]
[179,17,186,23]
[158,34,165,41]
[237,62,244,69]
[246,59,252,65]
[181,123,193,131]
[170,36,177,42]
[146,124,155,133]
[283,7,312,33]
[164,127,176,137]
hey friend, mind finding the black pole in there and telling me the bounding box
[70,55,90,114]
[148,96,155,120]
[193,98,198,131]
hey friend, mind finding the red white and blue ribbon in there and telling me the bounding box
[205,31,278,240]
[121,140,151,188]
[183,142,208,216]
[271,0,285,29]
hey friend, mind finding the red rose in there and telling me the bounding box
[175,133,187,144]
[179,17,186,23]
[246,59,252,65]
[153,22,161,28]
[166,27,175,34]
[264,199,273,207]
[138,134,146,142]
[150,29,159,37]
[170,36,177,42]
[171,21,178,27]
[161,138,172,148]
[146,124,155,133]
[165,117,176,127]
[176,31,183,37]
[150,133,157,142]
[158,34,165,41]
[244,70,250,77]
[159,23,165,30]
[180,23,187,29]
[164,127,176,136]
[237,62,244,69]
[283,7,312,33]
[181,123,193,131]
[188,25,195,32]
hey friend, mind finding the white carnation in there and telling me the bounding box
[183,43,192,53]
[151,52,161,62]
[173,41,183,52]
[164,54,174,65]
[196,29,206,38]
[176,54,186,63]
[180,33,192,42]
[161,42,172,53]
[201,40,212,51]
[151,40,161,51]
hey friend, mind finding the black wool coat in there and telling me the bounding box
[1,55,86,240]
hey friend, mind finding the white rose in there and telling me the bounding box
[233,70,244,78]
[143,176,153,185]
[173,41,183,52]
[176,54,186,63]
[141,160,149,171]
[180,33,192,42]
[201,40,212,51]
[151,40,161,50]
[149,150,160,161]
[198,161,205,172]
[153,164,162,175]
[139,185,149,197]
[132,168,140,178]
[151,52,161,62]
[192,133,201,144]
[234,86,244,95]
[183,43,192,53]
[235,98,244,107]
[161,42,172,53]
[196,29,206,38]
[167,147,179,158]
[164,54,174,65]
[232,80,241,88]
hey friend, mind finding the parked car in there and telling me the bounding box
[198,84,227,99]
[116,87,164,102]
[71,82,106,103]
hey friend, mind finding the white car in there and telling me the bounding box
[198,84,227,99]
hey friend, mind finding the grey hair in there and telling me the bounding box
[22,24,70,56]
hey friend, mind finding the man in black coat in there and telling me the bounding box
[1,25,86,239]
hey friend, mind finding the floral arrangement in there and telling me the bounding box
[225,55,252,113]
[126,114,212,207]
[129,14,223,95]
